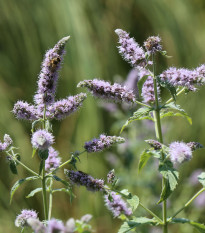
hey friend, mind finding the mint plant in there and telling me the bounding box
[1,28,205,233]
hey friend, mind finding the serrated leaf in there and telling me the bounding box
[157,76,176,100]
[127,195,139,212]
[138,150,153,172]
[52,175,70,186]
[118,221,137,233]
[120,189,132,198]
[121,107,153,133]
[158,178,172,204]
[198,172,205,187]
[138,75,149,97]
[9,161,18,175]
[172,218,205,233]
[161,103,192,124]
[10,176,39,203]
[26,188,42,198]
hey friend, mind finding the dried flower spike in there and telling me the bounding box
[115,29,146,67]
[65,170,104,192]
[78,79,135,103]
[84,134,125,153]
[104,191,132,217]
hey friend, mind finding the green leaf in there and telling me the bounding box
[38,149,49,160]
[137,75,149,97]
[157,77,176,101]
[198,172,205,187]
[118,221,136,233]
[158,178,172,204]
[26,188,42,198]
[121,107,153,133]
[32,148,37,158]
[162,102,192,124]
[172,218,205,233]
[138,150,153,172]
[52,175,70,187]
[127,195,139,212]
[10,176,39,203]
[9,161,18,175]
[160,111,192,124]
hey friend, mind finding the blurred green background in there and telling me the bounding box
[1,0,205,232]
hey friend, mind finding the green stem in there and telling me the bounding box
[139,202,163,224]
[48,178,53,220]
[41,160,48,220]
[135,100,151,108]
[166,87,186,104]
[152,54,167,233]
[170,187,205,220]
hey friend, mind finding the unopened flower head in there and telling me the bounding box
[160,65,205,91]
[31,130,54,150]
[107,169,115,184]
[144,36,162,54]
[45,147,61,172]
[46,218,65,233]
[115,29,146,67]
[34,36,70,106]
[65,170,104,192]
[145,139,162,150]
[169,141,192,164]
[139,68,160,103]
[12,101,38,121]
[78,79,135,103]
[15,209,38,228]
[48,93,87,120]
[84,134,125,153]
[104,191,132,218]
[0,134,13,152]
[187,142,203,151]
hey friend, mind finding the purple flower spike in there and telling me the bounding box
[115,29,146,68]
[84,134,125,153]
[160,65,205,91]
[15,209,38,228]
[104,191,132,218]
[31,129,54,150]
[45,147,61,172]
[0,134,12,152]
[65,170,104,192]
[46,218,65,233]
[169,141,192,164]
[144,36,162,55]
[34,36,70,106]
[12,101,38,121]
[139,68,160,103]
[78,79,135,103]
[48,93,87,120]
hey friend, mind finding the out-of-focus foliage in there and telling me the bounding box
[1,0,205,232]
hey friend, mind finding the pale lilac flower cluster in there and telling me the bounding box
[45,147,61,172]
[78,79,135,103]
[160,65,205,91]
[169,141,192,164]
[84,134,125,153]
[27,218,46,233]
[65,170,104,192]
[48,93,87,120]
[15,209,38,228]
[144,36,162,55]
[46,218,65,233]
[104,191,132,217]
[34,36,70,106]
[139,68,160,103]
[13,37,86,122]
[115,29,146,67]
[0,134,12,152]
[31,130,54,150]
[12,101,38,121]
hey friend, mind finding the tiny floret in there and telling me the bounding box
[65,170,104,192]
[145,139,162,150]
[46,218,65,233]
[31,130,54,150]
[144,36,162,54]
[104,191,132,217]
[107,169,115,184]
[15,209,38,228]
[77,79,135,103]
[115,29,146,67]
[0,134,13,152]
[84,134,125,153]
[27,218,46,233]
[187,142,203,151]
[169,141,192,164]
